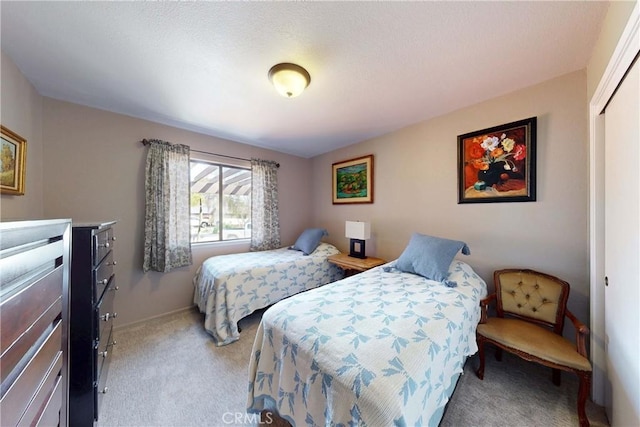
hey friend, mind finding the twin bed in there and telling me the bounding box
[194,231,487,425]
[193,242,344,346]
[246,259,487,426]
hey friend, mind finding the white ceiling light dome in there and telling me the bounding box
[268,63,311,98]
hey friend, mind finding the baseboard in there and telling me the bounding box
[114,305,198,331]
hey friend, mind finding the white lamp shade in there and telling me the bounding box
[345,221,371,240]
[268,63,310,98]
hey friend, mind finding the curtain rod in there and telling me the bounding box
[140,139,279,168]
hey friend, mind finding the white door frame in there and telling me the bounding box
[589,2,639,405]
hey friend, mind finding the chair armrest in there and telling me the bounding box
[478,293,496,324]
[566,309,590,357]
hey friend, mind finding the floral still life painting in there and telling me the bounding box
[458,117,536,204]
[332,154,373,204]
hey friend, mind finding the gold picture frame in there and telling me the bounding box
[332,154,374,204]
[1,125,27,195]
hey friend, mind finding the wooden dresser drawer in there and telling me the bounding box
[0,321,63,427]
[96,326,115,372]
[32,374,63,427]
[1,262,63,351]
[16,351,62,426]
[94,228,115,267]
[95,328,114,420]
[97,327,114,382]
[97,280,116,340]
[0,297,61,386]
[94,250,114,304]
[1,267,63,384]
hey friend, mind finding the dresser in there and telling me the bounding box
[0,219,71,427]
[69,221,117,426]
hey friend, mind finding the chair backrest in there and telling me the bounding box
[494,269,570,335]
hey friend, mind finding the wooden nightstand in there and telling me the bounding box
[328,253,387,276]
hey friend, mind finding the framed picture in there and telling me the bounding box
[1,125,27,196]
[332,154,374,204]
[458,117,536,204]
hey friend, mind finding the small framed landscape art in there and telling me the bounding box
[1,125,27,196]
[458,117,536,204]
[332,154,374,204]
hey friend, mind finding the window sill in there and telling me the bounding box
[191,238,250,248]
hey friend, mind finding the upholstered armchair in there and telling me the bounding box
[475,269,592,427]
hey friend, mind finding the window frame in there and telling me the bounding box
[189,154,252,245]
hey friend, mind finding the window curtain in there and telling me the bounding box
[143,139,193,272]
[250,159,280,251]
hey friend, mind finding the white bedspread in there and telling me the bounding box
[247,260,487,426]
[193,243,344,346]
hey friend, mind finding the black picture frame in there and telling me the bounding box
[457,117,536,204]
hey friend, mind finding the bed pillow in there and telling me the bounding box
[395,233,470,284]
[290,228,329,255]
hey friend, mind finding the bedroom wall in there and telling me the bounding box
[310,70,591,333]
[586,0,637,101]
[41,98,314,327]
[0,51,44,219]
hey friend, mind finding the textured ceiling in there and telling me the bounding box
[1,1,608,158]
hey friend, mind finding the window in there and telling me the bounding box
[190,159,251,243]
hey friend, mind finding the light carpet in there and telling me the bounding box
[98,308,609,427]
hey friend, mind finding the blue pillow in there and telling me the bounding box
[395,233,470,286]
[290,228,328,255]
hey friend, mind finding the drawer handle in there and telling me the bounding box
[110,340,117,346]
[101,387,109,394]
[112,312,118,318]
[101,313,111,321]
[98,242,110,249]
[99,278,109,285]
[99,350,108,358]
[109,286,120,292]
[111,236,116,241]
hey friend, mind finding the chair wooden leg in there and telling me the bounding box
[552,368,561,386]
[495,347,503,361]
[476,337,485,380]
[577,371,591,427]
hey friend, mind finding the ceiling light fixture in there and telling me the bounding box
[268,63,311,98]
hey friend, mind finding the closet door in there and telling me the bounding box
[604,57,639,426]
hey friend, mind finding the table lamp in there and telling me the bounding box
[345,221,371,259]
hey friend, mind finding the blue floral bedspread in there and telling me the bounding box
[247,260,487,426]
[193,243,344,346]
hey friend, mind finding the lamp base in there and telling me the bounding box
[348,239,367,259]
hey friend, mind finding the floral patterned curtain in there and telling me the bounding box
[143,139,193,272]
[250,159,280,251]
